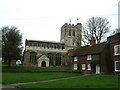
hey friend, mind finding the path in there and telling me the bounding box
[2,76,82,89]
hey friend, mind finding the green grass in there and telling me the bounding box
[2,72,80,84]
[2,64,71,72]
[17,75,119,88]
[2,64,119,88]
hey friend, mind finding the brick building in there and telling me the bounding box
[70,32,120,74]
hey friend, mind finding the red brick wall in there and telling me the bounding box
[77,56,94,74]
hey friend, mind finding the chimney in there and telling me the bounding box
[90,36,96,46]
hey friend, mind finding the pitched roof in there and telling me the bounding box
[107,32,120,43]
[71,42,107,56]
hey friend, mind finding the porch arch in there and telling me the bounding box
[37,55,49,67]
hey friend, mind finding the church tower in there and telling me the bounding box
[61,23,82,50]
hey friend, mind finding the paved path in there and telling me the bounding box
[2,76,82,89]
[11,76,81,86]
[2,85,23,90]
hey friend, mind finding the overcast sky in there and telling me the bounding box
[0,0,119,46]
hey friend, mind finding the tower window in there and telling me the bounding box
[69,30,71,36]
[73,31,75,36]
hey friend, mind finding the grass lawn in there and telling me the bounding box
[2,65,70,72]
[17,74,119,88]
[2,72,79,84]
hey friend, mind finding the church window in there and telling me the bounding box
[55,53,61,66]
[29,52,37,64]
[48,53,53,66]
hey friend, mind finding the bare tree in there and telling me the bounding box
[82,17,111,45]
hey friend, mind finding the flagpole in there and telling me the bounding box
[70,18,71,24]
[76,17,79,24]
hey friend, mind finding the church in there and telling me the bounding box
[23,23,82,67]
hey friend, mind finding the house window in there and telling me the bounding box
[114,45,120,55]
[115,61,120,72]
[87,55,92,60]
[87,64,91,70]
[74,64,77,70]
[82,64,86,70]
[74,57,78,61]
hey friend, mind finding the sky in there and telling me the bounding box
[0,0,119,47]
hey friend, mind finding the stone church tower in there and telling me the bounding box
[61,23,82,50]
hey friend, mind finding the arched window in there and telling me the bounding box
[29,52,37,64]
[69,29,71,36]
[73,30,75,36]
[55,53,61,66]
[48,53,53,66]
